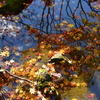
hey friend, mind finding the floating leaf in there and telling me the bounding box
[19,68,24,71]
[47,44,52,48]
[62,20,68,24]
[0,4,3,8]
[76,82,81,87]
[71,98,78,100]
[10,59,15,63]
[14,52,20,56]
[69,82,76,87]
[60,23,64,26]
[92,27,97,32]
[52,4,56,6]
[75,46,81,50]
[28,58,37,64]
[85,55,93,61]
[81,82,87,87]
[0,69,4,72]
[13,17,19,20]
[0,51,10,57]
[87,93,95,98]
[68,24,74,28]
[97,65,100,70]
[29,88,36,94]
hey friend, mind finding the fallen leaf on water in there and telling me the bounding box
[76,82,81,87]
[68,24,74,28]
[97,65,100,70]
[81,82,87,87]
[87,93,95,98]
[92,27,97,32]
[71,98,78,100]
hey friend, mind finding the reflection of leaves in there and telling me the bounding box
[1,8,100,99]
[28,27,39,35]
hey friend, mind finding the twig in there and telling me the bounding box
[2,69,34,84]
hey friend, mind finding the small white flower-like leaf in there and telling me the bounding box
[29,88,35,94]
[10,59,15,63]
[68,60,72,64]
[0,69,5,72]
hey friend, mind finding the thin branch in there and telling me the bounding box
[3,69,34,84]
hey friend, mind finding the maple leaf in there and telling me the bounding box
[10,59,15,63]
[28,58,37,64]
[13,17,19,20]
[81,82,87,87]
[97,65,100,70]
[28,27,39,35]
[87,93,95,99]
[71,98,78,100]
[62,20,68,24]
[0,4,3,8]
[29,88,36,94]
[76,82,81,87]
[11,62,19,67]
[51,73,62,78]
[68,24,74,28]
[0,51,10,57]
[60,23,64,26]
[4,61,11,66]
[92,27,97,32]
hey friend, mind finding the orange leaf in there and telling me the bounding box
[97,65,100,70]
[31,28,39,34]
[3,72,10,78]
[85,55,93,61]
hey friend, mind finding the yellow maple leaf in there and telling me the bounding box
[0,51,10,57]
[59,49,65,54]
[0,4,3,8]
[52,4,56,6]
[62,20,68,24]
[93,5,98,9]
[29,68,35,77]
[47,44,52,48]
[81,82,87,87]
[76,82,81,87]
[68,24,74,28]
[13,17,19,20]
[92,27,97,32]
[40,44,45,49]
[19,68,24,71]
[71,98,78,100]
[28,58,37,64]
[60,23,64,26]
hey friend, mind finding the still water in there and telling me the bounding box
[0,0,100,100]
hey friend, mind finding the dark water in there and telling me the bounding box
[0,0,100,100]
[0,0,99,49]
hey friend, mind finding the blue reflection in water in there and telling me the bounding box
[0,0,100,99]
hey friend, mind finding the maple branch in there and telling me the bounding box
[2,69,34,84]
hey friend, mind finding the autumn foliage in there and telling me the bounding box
[0,11,100,100]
